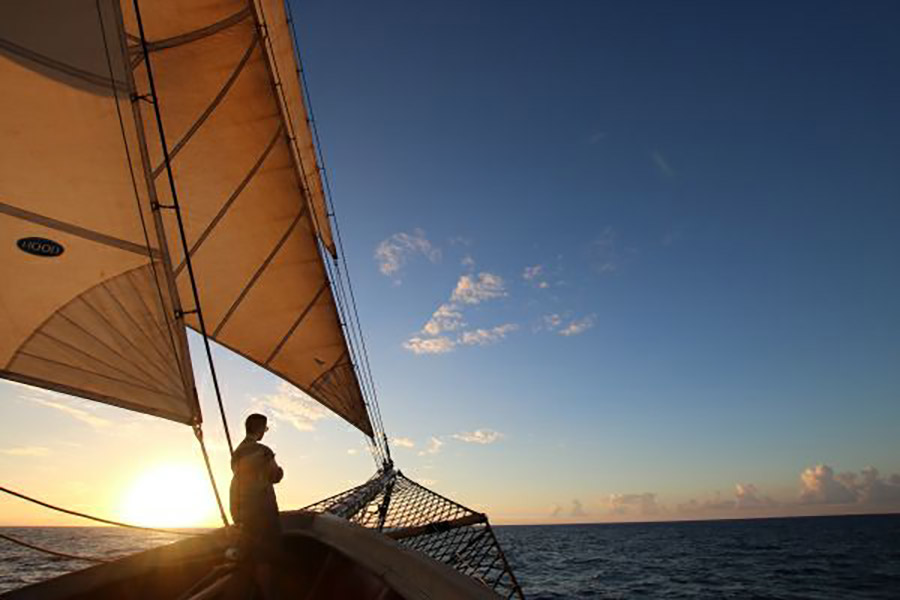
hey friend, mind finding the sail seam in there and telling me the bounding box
[0,370,189,424]
[137,7,252,54]
[265,280,329,365]
[99,280,180,379]
[150,35,259,179]
[0,38,128,93]
[32,326,176,397]
[211,204,307,337]
[75,292,181,391]
[0,202,160,258]
[174,124,284,276]
[17,347,179,400]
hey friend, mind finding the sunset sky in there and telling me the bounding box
[2,0,899,527]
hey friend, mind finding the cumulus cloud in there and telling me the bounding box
[451,273,506,305]
[452,429,504,444]
[559,314,596,337]
[403,336,456,355]
[375,229,440,277]
[422,303,465,336]
[608,493,660,516]
[459,324,518,346]
[392,437,415,449]
[252,382,332,432]
[405,273,515,354]
[735,483,776,509]
[418,437,444,456]
[1,446,51,457]
[800,464,900,506]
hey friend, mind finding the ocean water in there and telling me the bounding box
[494,514,900,599]
[2,514,899,597]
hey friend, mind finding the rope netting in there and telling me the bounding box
[304,470,524,599]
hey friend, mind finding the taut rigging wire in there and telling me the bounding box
[0,485,199,536]
[282,0,392,466]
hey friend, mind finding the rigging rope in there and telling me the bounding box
[252,0,389,468]
[0,532,108,564]
[0,485,198,536]
[131,0,235,460]
[282,0,392,465]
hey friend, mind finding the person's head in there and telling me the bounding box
[245,413,268,440]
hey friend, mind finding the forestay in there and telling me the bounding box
[0,0,373,437]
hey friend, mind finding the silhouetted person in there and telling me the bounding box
[230,413,283,599]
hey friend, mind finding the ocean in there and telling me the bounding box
[2,514,899,598]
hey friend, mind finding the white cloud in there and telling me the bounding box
[346,448,358,455]
[1,446,51,457]
[418,437,444,456]
[559,314,596,337]
[392,437,415,448]
[405,272,514,355]
[735,483,776,509]
[608,492,660,516]
[652,150,676,177]
[800,464,900,506]
[459,324,518,346]
[252,382,332,432]
[422,303,465,336]
[451,429,504,444]
[375,228,440,277]
[522,265,543,280]
[403,336,456,355]
[450,273,506,305]
[461,255,475,269]
[538,281,549,289]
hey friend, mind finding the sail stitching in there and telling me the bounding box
[150,35,259,179]
[34,321,178,397]
[264,280,329,365]
[174,124,284,276]
[99,279,180,379]
[0,202,160,258]
[0,38,129,93]
[138,7,252,53]
[77,291,181,391]
[18,346,179,400]
[211,204,307,337]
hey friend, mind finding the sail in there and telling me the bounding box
[0,0,199,424]
[120,0,374,436]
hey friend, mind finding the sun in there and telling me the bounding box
[119,463,218,528]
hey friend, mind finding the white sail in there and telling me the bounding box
[0,0,374,437]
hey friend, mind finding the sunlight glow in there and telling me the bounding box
[119,463,217,528]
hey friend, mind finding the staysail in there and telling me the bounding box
[0,0,374,437]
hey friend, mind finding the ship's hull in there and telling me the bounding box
[1,512,497,600]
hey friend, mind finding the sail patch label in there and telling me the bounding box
[17,237,65,257]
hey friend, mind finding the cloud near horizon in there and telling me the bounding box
[375,229,441,278]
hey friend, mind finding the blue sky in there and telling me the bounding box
[2,0,899,525]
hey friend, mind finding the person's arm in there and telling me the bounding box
[263,447,283,484]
